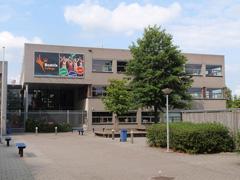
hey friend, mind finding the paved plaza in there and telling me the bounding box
[0,142,33,180]
[1,132,240,180]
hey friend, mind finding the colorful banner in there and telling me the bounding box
[34,52,85,78]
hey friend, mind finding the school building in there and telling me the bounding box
[2,43,226,133]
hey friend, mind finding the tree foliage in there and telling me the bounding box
[103,79,133,116]
[225,87,240,108]
[228,95,240,108]
[127,25,192,123]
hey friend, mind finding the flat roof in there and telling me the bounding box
[24,43,224,57]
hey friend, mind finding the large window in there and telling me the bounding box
[28,88,74,110]
[7,86,23,110]
[188,88,202,99]
[118,112,137,124]
[206,88,223,99]
[185,64,202,75]
[92,112,112,124]
[92,86,106,97]
[206,65,222,76]
[117,61,128,73]
[92,60,112,72]
[163,112,182,122]
[141,112,181,123]
[142,112,156,123]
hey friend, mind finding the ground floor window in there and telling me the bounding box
[27,85,87,110]
[92,112,112,124]
[142,112,182,123]
[142,112,156,123]
[163,112,182,122]
[118,112,137,124]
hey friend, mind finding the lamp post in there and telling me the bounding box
[0,47,5,144]
[162,88,172,152]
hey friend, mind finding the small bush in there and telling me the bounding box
[147,122,234,154]
[25,119,71,133]
[236,131,240,152]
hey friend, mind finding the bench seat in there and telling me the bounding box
[72,127,84,135]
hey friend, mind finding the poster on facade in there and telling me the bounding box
[34,52,59,76]
[34,52,85,78]
[59,53,84,77]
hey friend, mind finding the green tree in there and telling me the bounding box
[103,79,133,130]
[127,25,193,123]
[232,95,240,108]
[224,87,233,108]
[224,87,240,108]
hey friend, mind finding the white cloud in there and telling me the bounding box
[169,21,240,52]
[64,1,181,35]
[0,31,43,83]
[166,1,240,52]
[0,31,42,49]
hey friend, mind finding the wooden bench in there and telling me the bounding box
[16,143,26,157]
[72,127,84,135]
[5,137,12,146]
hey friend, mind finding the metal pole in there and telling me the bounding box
[55,126,58,135]
[67,110,69,124]
[0,47,5,143]
[35,127,38,135]
[166,94,169,152]
[130,129,134,144]
[112,129,115,140]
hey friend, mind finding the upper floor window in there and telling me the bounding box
[117,61,128,73]
[206,65,222,77]
[185,64,202,75]
[206,88,223,99]
[92,60,112,72]
[188,88,202,99]
[92,86,106,97]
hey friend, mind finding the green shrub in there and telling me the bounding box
[25,119,71,133]
[147,122,234,154]
[236,131,240,152]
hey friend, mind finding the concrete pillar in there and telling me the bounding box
[86,98,92,131]
[87,85,92,97]
[24,84,29,129]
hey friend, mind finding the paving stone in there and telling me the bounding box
[0,141,33,180]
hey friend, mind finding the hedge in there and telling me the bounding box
[147,122,234,154]
[25,119,71,133]
[236,131,240,152]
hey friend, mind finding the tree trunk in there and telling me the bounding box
[114,114,119,131]
[153,106,159,123]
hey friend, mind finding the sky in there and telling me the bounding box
[0,0,240,95]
